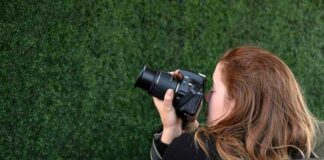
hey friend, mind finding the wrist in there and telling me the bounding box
[161,127,182,144]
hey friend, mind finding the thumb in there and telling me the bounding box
[164,89,174,107]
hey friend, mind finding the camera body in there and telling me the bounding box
[135,65,206,122]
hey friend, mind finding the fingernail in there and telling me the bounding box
[167,89,174,95]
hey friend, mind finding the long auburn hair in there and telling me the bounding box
[195,46,316,160]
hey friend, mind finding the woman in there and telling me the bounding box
[150,46,318,160]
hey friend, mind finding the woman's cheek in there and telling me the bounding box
[207,96,227,124]
[207,99,218,123]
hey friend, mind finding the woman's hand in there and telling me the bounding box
[152,70,183,144]
[153,89,182,144]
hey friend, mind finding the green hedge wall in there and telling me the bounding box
[1,0,323,159]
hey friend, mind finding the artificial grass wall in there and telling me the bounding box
[1,0,323,159]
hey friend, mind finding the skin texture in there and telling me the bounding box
[205,63,235,126]
[153,89,182,144]
[153,64,235,144]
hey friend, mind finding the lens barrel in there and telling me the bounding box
[135,65,178,100]
[135,66,157,91]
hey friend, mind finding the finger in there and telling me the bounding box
[164,89,174,107]
[152,96,159,102]
[168,69,180,75]
[173,70,183,79]
[152,97,163,106]
[169,70,183,79]
[168,71,175,75]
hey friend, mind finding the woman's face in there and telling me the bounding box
[205,63,235,125]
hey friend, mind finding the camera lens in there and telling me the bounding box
[135,66,157,91]
[135,65,178,100]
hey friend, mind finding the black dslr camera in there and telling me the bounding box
[135,65,206,122]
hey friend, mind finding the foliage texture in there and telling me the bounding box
[1,0,323,159]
